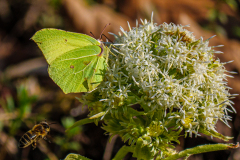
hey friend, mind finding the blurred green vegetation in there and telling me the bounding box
[55,117,81,151]
[205,0,240,38]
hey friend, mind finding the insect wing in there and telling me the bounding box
[48,45,107,93]
[31,29,100,65]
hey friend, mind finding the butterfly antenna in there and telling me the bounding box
[90,32,96,39]
[100,23,111,39]
[102,34,113,43]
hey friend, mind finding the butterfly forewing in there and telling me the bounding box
[31,29,100,64]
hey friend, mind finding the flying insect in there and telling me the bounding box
[18,120,54,149]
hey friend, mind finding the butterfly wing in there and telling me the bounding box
[32,29,108,93]
[48,45,107,93]
[31,29,100,64]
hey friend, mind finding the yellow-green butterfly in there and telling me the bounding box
[31,25,110,93]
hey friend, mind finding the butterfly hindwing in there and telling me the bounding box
[48,45,106,93]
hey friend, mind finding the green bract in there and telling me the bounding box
[63,153,91,160]
[32,29,108,93]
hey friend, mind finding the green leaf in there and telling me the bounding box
[199,128,233,142]
[65,118,94,133]
[133,138,153,160]
[89,111,106,119]
[31,29,109,93]
[63,153,91,160]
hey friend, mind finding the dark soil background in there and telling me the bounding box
[1,0,240,160]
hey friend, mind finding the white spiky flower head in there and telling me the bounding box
[82,13,237,138]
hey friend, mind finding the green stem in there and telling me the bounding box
[112,145,134,160]
[160,143,239,160]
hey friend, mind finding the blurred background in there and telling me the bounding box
[0,0,240,160]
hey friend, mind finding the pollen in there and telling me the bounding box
[181,117,193,129]
[147,121,164,137]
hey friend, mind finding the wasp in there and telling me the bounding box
[18,120,55,149]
